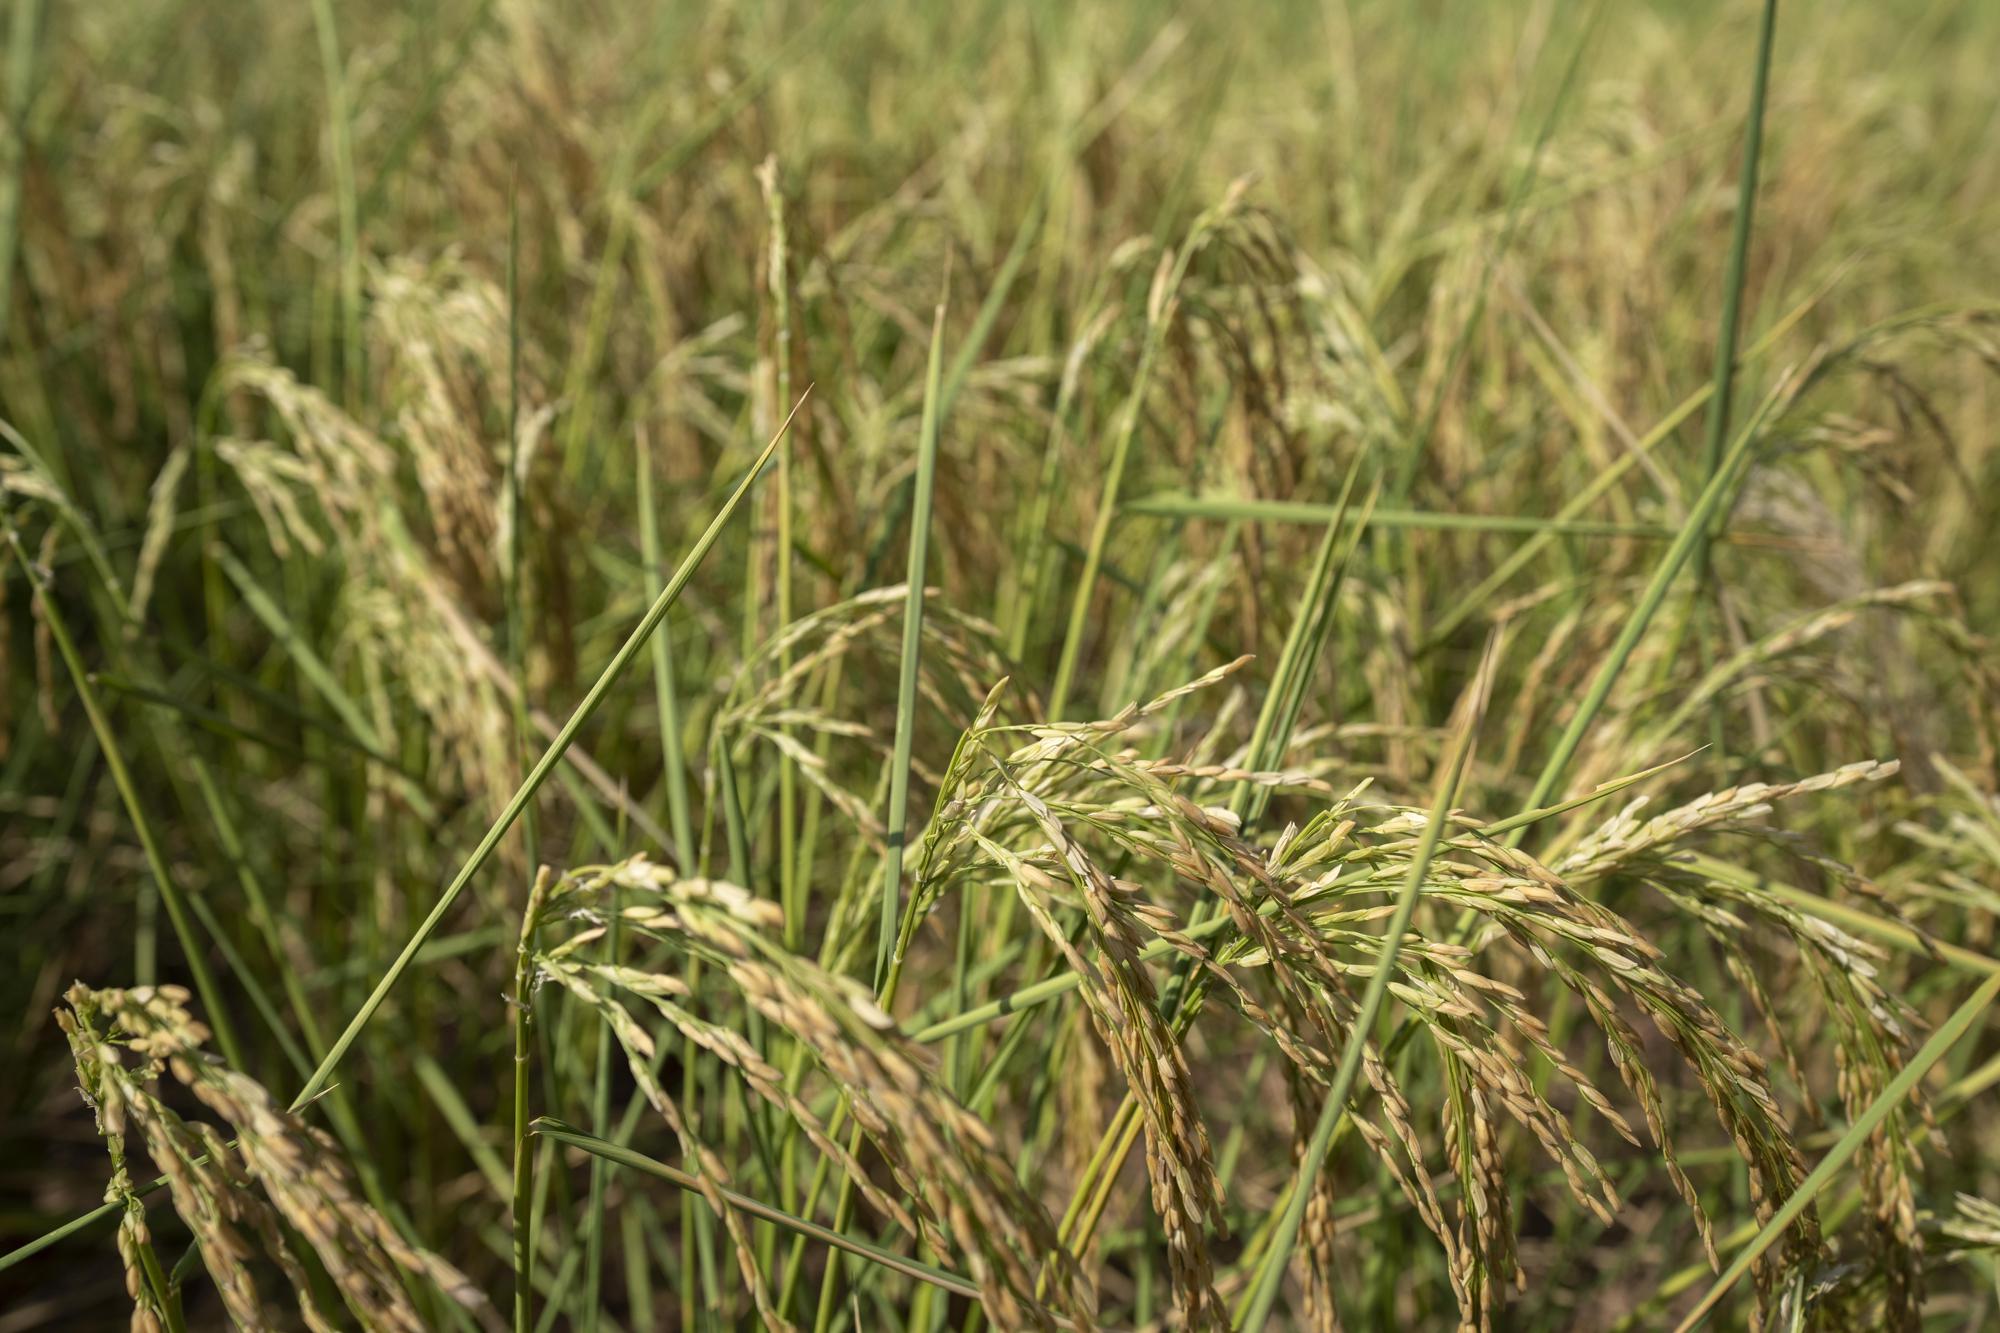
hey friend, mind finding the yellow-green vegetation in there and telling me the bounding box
[3,0,2000,1328]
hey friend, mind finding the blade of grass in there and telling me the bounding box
[1665,0,1782,762]
[1243,474,1376,827]
[1125,493,1740,540]
[811,285,949,1329]
[876,287,948,991]
[1235,465,1368,821]
[531,1119,982,1303]
[1693,0,1780,575]
[634,427,698,868]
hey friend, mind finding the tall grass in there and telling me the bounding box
[3,1,2000,1329]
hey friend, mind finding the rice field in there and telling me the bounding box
[2,0,1999,1328]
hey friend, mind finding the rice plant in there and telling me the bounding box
[4,0,2000,1329]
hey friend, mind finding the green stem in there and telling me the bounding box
[512,869,553,1333]
[635,429,698,869]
